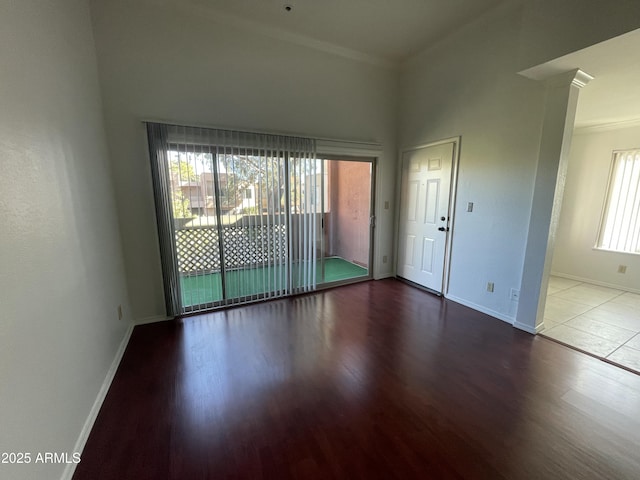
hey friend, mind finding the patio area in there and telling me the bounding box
[180,256,367,307]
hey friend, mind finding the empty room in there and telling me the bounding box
[2,0,640,479]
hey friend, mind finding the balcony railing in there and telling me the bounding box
[175,222,288,275]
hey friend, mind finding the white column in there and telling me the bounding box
[515,69,593,334]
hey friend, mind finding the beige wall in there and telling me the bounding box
[0,1,131,479]
[552,124,640,292]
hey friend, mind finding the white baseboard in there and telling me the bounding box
[550,271,640,295]
[60,324,133,480]
[135,314,173,325]
[374,272,394,280]
[513,321,539,334]
[445,294,515,326]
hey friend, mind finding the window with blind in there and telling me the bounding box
[597,149,640,254]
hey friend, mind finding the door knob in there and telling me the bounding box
[438,227,450,232]
[438,227,445,231]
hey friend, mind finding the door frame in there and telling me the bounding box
[315,154,377,288]
[395,136,461,295]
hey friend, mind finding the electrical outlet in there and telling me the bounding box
[487,282,494,293]
[383,255,388,263]
[618,265,627,274]
[510,288,520,301]
[384,200,390,210]
[117,305,123,320]
[467,202,474,212]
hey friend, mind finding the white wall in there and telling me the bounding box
[89,0,399,322]
[400,4,544,322]
[0,1,131,479]
[552,124,640,292]
[399,1,640,324]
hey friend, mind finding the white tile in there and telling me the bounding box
[607,346,640,373]
[553,286,623,307]
[548,276,582,292]
[541,318,562,331]
[610,292,640,309]
[542,324,621,357]
[597,301,640,318]
[543,297,593,322]
[624,334,640,350]
[571,283,623,296]
[582,307,640,331]
[564,316,636,344]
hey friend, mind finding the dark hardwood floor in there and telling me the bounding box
[74,279,640,479]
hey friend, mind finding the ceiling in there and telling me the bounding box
[152,0,639,127]
[165,0,505,64]
[520,28,640,128]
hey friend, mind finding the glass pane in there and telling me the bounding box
[218,150,288,302]
[319,159,372,284]
[166,148,224,309]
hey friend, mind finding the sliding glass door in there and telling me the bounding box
[147,123,374,316]
[317,158,373,285]
[170,146,293,309]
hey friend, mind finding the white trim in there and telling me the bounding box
[513,321,540,335]
[571,69,594,89]
[374,272,394,280]
[542,68,593,89]
[574,117,640,135]
[60,325,134,480]
[396,136,461,295]
[445,294,515,326]
[445,138,462,295]
[401,136,462,153]
[592,246,640,257]
[550,271,640,295]
[135,315,174,326]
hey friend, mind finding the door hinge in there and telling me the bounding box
[370,215,376,227]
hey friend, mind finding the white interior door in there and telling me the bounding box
[397,142,454,293]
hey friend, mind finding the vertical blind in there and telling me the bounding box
[599,149,640,254]
[146,122,318,316]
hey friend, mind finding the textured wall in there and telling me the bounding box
[0,1,130,478]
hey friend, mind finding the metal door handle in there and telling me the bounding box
[438,227,449,232]
[438,227,445,231]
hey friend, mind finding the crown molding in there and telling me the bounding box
[143,0,397,69]
[571,69,595,88]
[544,68,594,89]
[573,117,640,134]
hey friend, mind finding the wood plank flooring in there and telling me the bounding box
[74,279,640,479]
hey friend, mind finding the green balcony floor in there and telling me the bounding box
[180,257,367,307]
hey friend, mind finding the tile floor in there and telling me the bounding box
[542,276,640,374]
